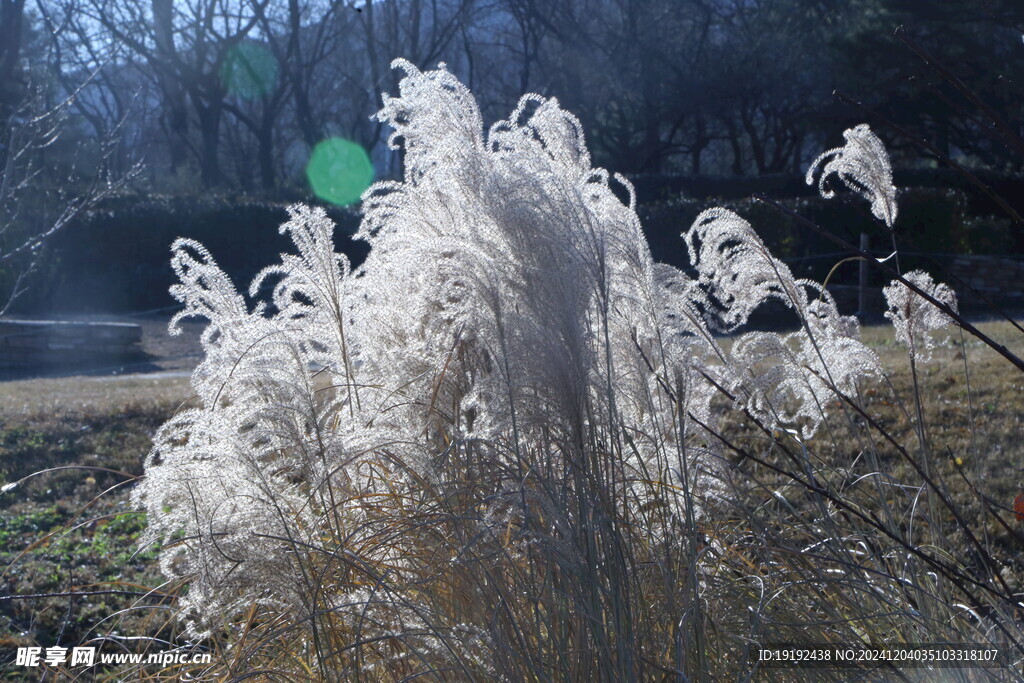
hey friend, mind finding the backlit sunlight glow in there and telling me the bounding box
[305,137,375,206]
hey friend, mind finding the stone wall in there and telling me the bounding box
[947,255,1024,306]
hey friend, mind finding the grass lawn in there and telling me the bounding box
[0,376,192,677]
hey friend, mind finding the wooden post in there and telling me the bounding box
[858,232,869,318]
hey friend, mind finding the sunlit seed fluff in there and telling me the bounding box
[682,208,881,438]
[884,269,959,363]
[807,123,898,227]
[136,59,893,651]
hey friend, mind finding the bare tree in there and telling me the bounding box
[249,0,348,149]
[0,1,126,312]
[356,0,477,150]
[80,0,269,187]
[0,0,26,171]
[229,0,357,189]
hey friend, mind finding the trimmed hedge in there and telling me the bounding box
[10,178,1022,315]
[638,185,1016,280]
[34,194,365,315]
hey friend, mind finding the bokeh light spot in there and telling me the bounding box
[221,42,278,99]
[305,138,374,206]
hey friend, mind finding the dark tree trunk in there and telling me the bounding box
[258,115,274,190]
[152,0,189,175]
[288,0,321,147]
[0,0,26,170]
[690,114,708,176]
[0,0,24,100]
[197,104,222,187]
[641,111,662,173]
[724,118,744,176]
[742,109,766,174]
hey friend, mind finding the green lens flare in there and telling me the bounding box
[305,138,374,206]
[221,42,278,99]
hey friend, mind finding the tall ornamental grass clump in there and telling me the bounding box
[134,61,1023,680]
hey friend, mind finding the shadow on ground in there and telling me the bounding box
[0,350,167,381]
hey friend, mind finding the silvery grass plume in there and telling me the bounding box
[805,123,959,366]
[354,60,729,522]
[684,207,880,438]
[134,61,890,667]
[884,269,959,363]
[807,123,898,227]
